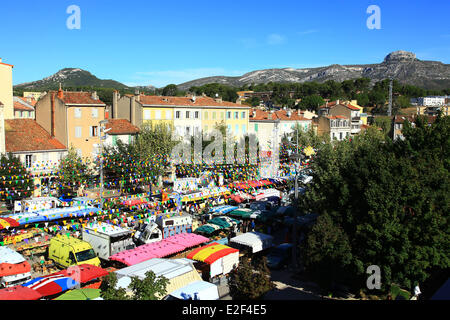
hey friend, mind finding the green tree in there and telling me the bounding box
[299,94,325,112]
[0,153,34,203]
[128,271,169,300]
[99,273,129,300]
[161,84,179,96]
[229,257,274,299]
[58,147,93,195]
[298,119,449,293]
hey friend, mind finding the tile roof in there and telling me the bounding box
[137,95,247,108]
[13,98,35,111]
[105,119,140,135]
[17,97,37,107]
[50,91,106,105]
[319,101,360,111]
[5,119,67,153]
[249,108,310,121]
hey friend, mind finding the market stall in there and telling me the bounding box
[187,242,239,277]
[229,232,274,254]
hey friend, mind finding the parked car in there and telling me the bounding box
[266,243,293,269]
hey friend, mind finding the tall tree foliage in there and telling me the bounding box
[0,153,34,202]
[58,147,93,195]
[299,117,449,293]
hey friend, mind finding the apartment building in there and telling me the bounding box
[13,97,35,119]
[319,100,362,134]
[315,115,351,141]
[112,93,250,139]
[35,88,106,160]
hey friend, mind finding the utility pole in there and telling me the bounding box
[387,79,393,117]
[99,120,111,211]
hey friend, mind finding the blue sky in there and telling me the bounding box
[1,0,449,87]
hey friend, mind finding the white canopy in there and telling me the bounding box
[229,232,274,253]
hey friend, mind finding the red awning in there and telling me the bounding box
[0,261,31,277]
[0,285,42,300]
[54,264,109,283]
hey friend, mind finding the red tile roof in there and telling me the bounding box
[14,101,34,112]
[137,95,247,108]
[319,101,360,111]
[18,97,37,107]
[249,108,310,121]
[105,119,140,135]
[50,91,106,105]
[5,119,66,152]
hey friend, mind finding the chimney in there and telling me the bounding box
[57,83,64,99]
[50,92,56,137]
[91,91,98,100]
[336,99,340,105]
[112,90,118,119]
[297,109,301,116]
[130,96,136,125]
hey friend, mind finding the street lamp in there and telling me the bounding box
[99,120,111,211]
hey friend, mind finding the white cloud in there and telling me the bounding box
[266,33,286,45]
[126,68,246,88]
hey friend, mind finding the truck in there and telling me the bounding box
[0,246,32,288]
[134,213,193,245]
[47,236,101,268]
[82,223,135,261]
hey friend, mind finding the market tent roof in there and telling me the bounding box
[109,233,209,266]
[169,280,219,300]
[209,216,240,229]
[0,285,42,300]
[53,264,109,283]
[0,217,20,230]
[116,258,195,281]
[0,261,31,277]
[209,205,239,214]
[54,288,100,300]
[187,242,239,265]
[195,224,222,235]
[228,208,260,219]
[22,274,79,297]
[229,232,274,253]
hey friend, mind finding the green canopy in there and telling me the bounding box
[195,223,222,235]
[228,208,258,219]
[54,288,101,301]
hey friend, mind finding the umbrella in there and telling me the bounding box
[0,285,42,300]
[54,288,100,300]
[53,264,109,283]
[0,217,20,230]
[22,274,79,297]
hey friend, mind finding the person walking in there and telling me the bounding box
[250,220,255,232]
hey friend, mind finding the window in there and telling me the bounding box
[212,112,216,119]
[242,111,246,119]
[204,111,208,120]
[144,110,151,120]
[242,124,246,134]
[42,152,49,162]
[90,126,98,137]
[112,136,117,146]
[227,111,231,119]
[74,108,82,118]
[25,155,32,168]
[165,111,172,119]
[176,111,181,119]
[339,132,343,140]
[186,127,190,135]
[185,111,190,119]
[221,112,224,120]
[235,124,239,133]
[234,112,238,119]
[155,110,162,119]
[228,125,231,133]
[255,124,258,132]
[91,108,98,118]
[194,111,199,119]
[75,126,82,138]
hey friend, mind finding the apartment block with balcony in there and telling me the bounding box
[315,115,351,141]
[319,100,362,135]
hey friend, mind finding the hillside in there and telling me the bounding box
[177,51,450,91]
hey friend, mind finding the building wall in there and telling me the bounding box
[249,121,278,152]
[142,106,174,129]
[14,110,35,119]
[66,105,105,159]
[202,108,227,136]
[173,107,202,137]
[23,92,45,100]
[0,62,14,120]
[104,134,135,147]
[35,93,68,148]
[223,107,249,139]
[0,104,4,153]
